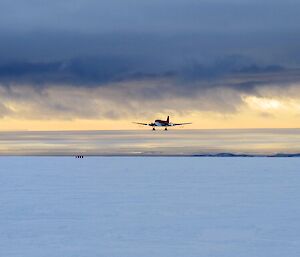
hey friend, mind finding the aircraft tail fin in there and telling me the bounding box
[167,116,169,123]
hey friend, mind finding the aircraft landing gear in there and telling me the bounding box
[152,127,156,131]
[165,127,168,131]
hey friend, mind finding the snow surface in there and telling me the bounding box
[0,157,300,257]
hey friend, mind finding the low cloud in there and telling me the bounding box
[0,63,300,120]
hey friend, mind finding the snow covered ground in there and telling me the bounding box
[0,157,300,257]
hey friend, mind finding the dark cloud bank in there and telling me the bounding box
[0,54,297,94]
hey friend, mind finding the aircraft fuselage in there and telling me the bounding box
[152,120,173,127]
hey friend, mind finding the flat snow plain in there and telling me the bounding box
[0,157,300,257]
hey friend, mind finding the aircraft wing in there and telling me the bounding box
[133,122,149,126]
[172,122,192,126]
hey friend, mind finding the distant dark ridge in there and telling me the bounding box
[193,152,300,157]
[269,153,300,157]
[193,153,256,157]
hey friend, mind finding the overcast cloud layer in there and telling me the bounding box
[0,0,300,119]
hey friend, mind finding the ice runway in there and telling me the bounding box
[1,129,300,156]
[0,157,300,257]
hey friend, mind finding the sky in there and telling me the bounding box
[1,0,300,130]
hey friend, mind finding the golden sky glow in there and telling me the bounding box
[1,95,300,131]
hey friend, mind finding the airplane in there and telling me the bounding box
[133,116,192,130]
